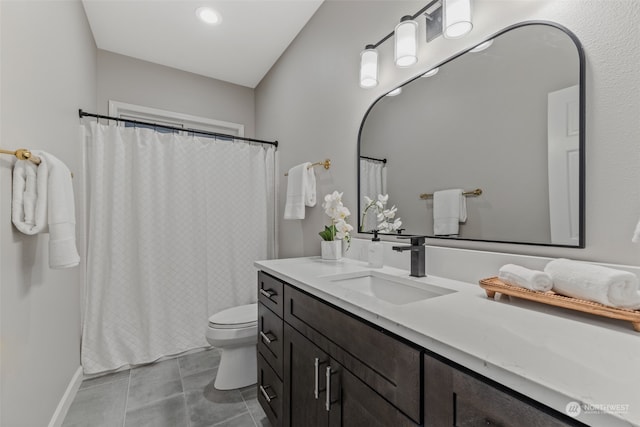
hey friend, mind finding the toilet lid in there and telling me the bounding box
[208,303,257,329]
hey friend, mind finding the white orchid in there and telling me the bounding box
[319,191,353,250]
[361,193,402,233]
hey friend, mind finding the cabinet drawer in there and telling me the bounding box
[258,271,284,318]
[285,285,422,424]
[258,302,284,379]
[258,353,284,427]
[424,354,579,427]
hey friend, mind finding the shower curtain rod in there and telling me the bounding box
[78,109,278,148]
[360,155,387,164]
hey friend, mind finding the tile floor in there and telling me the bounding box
[62,348,270,427]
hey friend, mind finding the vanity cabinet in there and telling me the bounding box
[257,271,421,427]
[258,270,583,427]
[424,354,580,427]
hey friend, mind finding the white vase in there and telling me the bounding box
[321,240,342,260]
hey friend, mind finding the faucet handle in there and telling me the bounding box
[395,235,427,246]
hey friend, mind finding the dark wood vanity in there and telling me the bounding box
[257,271,584,427]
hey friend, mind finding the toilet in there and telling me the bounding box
[206,303,258,390]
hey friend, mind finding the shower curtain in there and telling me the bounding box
[81,122,276,374]
[360,158,387,232]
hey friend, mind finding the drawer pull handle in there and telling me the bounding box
[260,288,276,299]
[325,366,332,411]
[314,358,320,399]
[260,331,276,344]
[260,385,277,402]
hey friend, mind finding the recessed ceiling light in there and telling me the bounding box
[421,67,439,78]
[386,88,402,97]
[470,39,494,53]
[196,7,221,25]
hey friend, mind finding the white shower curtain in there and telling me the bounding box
[360,158,387,232]
[81,122,275,374]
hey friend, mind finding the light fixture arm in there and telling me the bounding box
[365,0,440,50]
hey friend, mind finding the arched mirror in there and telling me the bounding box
[358,22,585,247]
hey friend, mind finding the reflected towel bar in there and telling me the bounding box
[0,148,41,165]
[284,159,331,176]
[420,188,483,200]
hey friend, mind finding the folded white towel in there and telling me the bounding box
[12,151,80,269]
[12,159,47,234]
[544,258,640,309]
[498,264,553,292]
[284,162,316,220]
[433,189,466,236]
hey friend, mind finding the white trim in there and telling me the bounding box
[109,101,244,136]
[108,101,244,136]
[47,366,83,427]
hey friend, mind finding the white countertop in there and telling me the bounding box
[255,256,640,427]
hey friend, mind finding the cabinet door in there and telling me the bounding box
[329,363,419,427]
[284,324,329,427]
[424,354,580,427]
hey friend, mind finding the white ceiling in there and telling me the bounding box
[82,0,324,88]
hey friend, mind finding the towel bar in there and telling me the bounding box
[0,148,41,165]
[420,188,482,200]
[284,159,331,176]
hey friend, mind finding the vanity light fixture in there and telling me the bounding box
[196,7,221,25]
[421,67,439,77]
[395,16,419,67]
[443,0,472,39]
[386,88,402,96]
[358,0,474,88]
[360,45,379,88]
[469,39,493,52]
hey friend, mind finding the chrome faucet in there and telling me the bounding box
[391,235,426,277]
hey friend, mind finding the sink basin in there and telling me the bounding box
[325,271,456,305]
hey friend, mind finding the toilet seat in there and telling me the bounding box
[208,303,257,329]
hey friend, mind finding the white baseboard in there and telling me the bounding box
[48,366,83,427]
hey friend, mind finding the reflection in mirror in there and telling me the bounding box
[358,22,584,247]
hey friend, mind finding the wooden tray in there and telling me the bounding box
[479,277,640,332]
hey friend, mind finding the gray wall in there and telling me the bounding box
[256,0,640,265]
[97,50,255,137]
[0,1,97,426]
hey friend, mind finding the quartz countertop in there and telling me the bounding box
[255,256,640,427]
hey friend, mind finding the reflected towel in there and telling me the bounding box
[284,162,316,219]
[498,264,552,292]
[433,189,466,235]
[12,151,80,269]
[544,258,640,309]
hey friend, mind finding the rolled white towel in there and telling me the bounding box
[498,264,553,292]
[544,258,640,309]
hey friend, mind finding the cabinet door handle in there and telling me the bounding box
[259,384,277,402]
[260,331,276,344]
[260,288,276,299]
[325,366,332,411]
[314,358,320,399]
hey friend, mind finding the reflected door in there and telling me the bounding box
[548,85,580,245]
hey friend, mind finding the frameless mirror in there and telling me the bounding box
[358,22,585,247]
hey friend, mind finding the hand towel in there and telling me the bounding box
[544,258,640,309]
[284,162,316,220]
[498,264,553,292]
[433,189,466,235]
[12,151,80,269]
